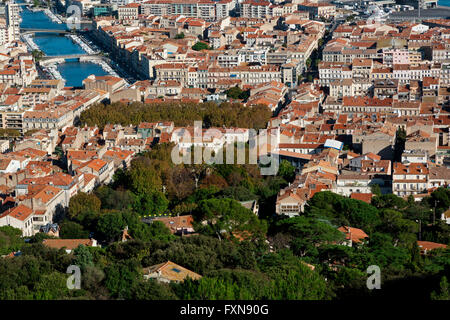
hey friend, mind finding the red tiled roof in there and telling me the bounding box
[350,193,373,204]
[0,205,33,221]
[338,226,368,243]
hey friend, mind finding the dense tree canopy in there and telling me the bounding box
[80,101,272,130]
[192,42,210,51]
[2,139,449,301]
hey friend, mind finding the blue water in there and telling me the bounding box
[58,61,108,87]
[19,7,67,30]
[33,34,86,56]
[18,1,110,86]
[439,0,450,6]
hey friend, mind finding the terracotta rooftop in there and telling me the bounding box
[338,226,369,243]
[350,193,373,204]
[42,239,95,250]
[143,260,201,282]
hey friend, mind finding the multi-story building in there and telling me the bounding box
[5,1,20,41]
[118,3,140,21]
[297,2,336,19]
[393,162,429,197]
[0,105,26,134]
[141,0,232,21]
[240,0,272,19]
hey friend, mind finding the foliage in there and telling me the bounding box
[273,216,344,258]
[68,193,101,221]
[278,160,295,183]
[141,235,260,275]
[80,101,272,130]
[73,245,94,271]
[0,128,20,137]
[31,49,44,62]
[131,279,178,299]
[33,272,72,300]
[174,32,185,39]
[225,86,250,100]
[104,260,141,299]
[192,42,210,51]
[0,226,23,256]
[59,221,89,239]
[94,186,134,211]
[4,126,449,301]
[431,276,450,300]
[193,198,267,241]
[370,184,381,197]
[305,191,381,233]
[97,211,127,242]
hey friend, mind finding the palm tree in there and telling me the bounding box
[32,49,44,62]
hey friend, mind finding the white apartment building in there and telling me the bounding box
[392,162,428,197]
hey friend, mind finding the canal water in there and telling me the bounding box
[18,2,109,87]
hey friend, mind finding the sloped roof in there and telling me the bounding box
[143,260,202,282]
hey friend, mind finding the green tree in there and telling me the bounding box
[278,160,295,182]
[371,193,407,210]
[192,42,210,51]
[131,279,178,299]
[80,101,271,130]
[194,198,267,241]
[0,129,20,137]
[258,250,331,299]
[97,211,126,242]
[68,193,101,221]
[29,233,55,244]
[95,186,134,211]
[226,86,244,99]
[431,276,450,300]
[127,160,162,195]
[133,190,169,216]
[368,232,411,271]
[370,184,382,197]
[31,49,44,62]
[306,58,312,69]
[59,221,89,239]
[274,216,344,258]
[33,272,71,300]
[175,32,185,39]
[104,260,141,299]
[81,266,106,297]
[306,191,381,232]
[146,221,174,242]
[175,269,271,300]
[73,245,94,271]
[378,209,418,247]
[394,127,406,161]
[0,226,23,255]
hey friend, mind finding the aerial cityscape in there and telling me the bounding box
[0,0,449,303]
